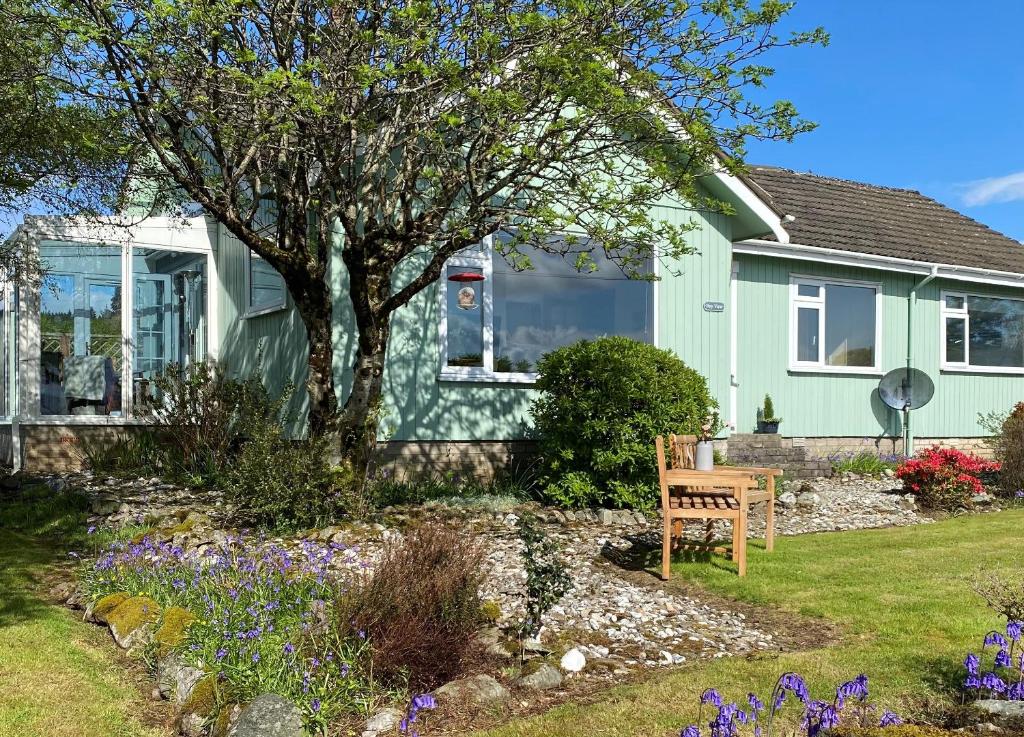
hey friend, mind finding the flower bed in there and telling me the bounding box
[83,533,376,732]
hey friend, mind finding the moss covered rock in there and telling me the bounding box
[91,592,130,624]
[155,606,196,657]
[106,595,161,649]
[182,675,229,719]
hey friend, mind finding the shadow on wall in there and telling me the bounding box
[219,282,311,438]
[871,387,902,440]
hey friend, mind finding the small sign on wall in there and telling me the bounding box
[703,301,725,313]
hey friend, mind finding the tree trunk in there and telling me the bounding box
[290,275,340,443]
[337,255,393,468]
[337,320,390,463]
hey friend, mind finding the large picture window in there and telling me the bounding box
[440,233,654,381]
[789,276,880,372]
[941,291,1024,370]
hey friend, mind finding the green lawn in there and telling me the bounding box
[0,495,169,737]
[478,510,1024,737]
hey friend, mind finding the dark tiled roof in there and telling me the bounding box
[746,166,1024,275]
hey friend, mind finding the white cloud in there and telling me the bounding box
[960,170,1024,207]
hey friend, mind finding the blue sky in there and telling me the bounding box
[745,0,1024,242]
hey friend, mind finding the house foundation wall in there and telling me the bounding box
[373,440,539,483]
[16,424,145,473]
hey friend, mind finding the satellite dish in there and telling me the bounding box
[878,367,935,411]
[878,367,935,454]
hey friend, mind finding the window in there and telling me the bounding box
[440,233,654,380]
[790,276,880,372]
[32,240,210,418]
[245,251,286,316]
[941,291,1024,371]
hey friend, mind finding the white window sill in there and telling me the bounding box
[940,365,1024,376]
[788,366,884,377]
[438,370,537,385]
[241,302,287,319]
[14,416,154,426]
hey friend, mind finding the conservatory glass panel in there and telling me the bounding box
[38,244,123,416]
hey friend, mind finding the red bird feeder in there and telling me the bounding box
[448,271,486,282]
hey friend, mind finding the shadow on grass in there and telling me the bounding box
[0,483,90,630]
[0,533,64,629]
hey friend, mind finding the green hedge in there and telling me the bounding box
[531,336,716,509]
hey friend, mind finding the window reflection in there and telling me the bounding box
[492,245,652,373]
[131,248,208,407]
[824,284,875,367]
[445,265,484,367]
[968,296,1024,367]
[38,244,123,416]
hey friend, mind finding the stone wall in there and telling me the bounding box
[18,424,144,473]
[372,440,539,482]
[724,434,833,479]
[792,435,995,459]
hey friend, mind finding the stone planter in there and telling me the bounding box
[695,441,715,471]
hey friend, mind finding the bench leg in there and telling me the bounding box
[766,475,776,552]
[731,514,740,562]
[738,508,749,576]
[662,514,672,581]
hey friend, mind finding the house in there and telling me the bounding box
[3,166,1023,474]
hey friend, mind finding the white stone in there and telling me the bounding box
[560,648,586,673]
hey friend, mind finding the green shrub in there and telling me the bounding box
[531,336,716,509]
[222,428,357,529]
[829,450,903,476]
[997,402,1024,497]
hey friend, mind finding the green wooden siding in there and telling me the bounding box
[734,254,1024,438]
[329,206,734,442]
[215,225,309,435]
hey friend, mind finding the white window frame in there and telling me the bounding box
[788,275,883,374]
[242,250,287,318]
[438,235,536,383]
[438,234,657,384]
[940,290,1024,374]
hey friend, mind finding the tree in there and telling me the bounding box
[0,0,125,218]
[55,0,825,459]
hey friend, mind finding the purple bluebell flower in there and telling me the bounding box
[747,693,763,712]
[996,649,1012,668]
[680,727,701,737]
[1008,621,1023,642]
[701,689,723,707]
[982,672,1007,693]
[283,642,295,655]
[87,525,96,535]
[965,653,981,674]
[215,648,227,661]
[985,632,1009,648]
[879,710,902,727]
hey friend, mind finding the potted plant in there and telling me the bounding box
[756,394,782,434]
[696,410,722,470]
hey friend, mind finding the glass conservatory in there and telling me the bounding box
[3,218,218,451]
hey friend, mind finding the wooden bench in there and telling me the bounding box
[656,434,782,579]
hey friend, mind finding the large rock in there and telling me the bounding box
[227,694,304,737]
[795,492,821,509]
[362,707,403,737]
[516,662,563,691]
[972,700,1024,720]
[435,674,510,706]
[156,654,205,704]
[777,492,797,509]
[106,595,161,649]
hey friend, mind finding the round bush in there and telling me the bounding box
[531,336,716,509]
